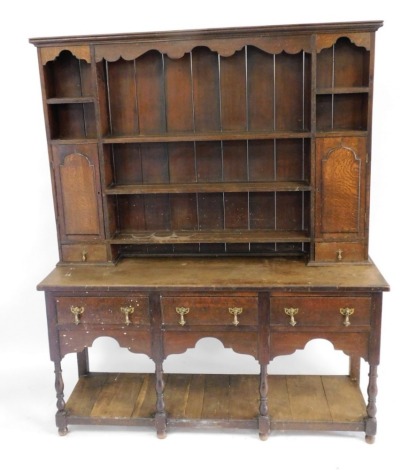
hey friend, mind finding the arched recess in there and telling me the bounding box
[89,337,154,372]
[316,36,370,89]
[270,332,369,363]
[269,338,350,375]
[58,331,153,361]
[43,49,92,98]
[163,337,260,374]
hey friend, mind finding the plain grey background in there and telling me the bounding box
[0,1,399,469]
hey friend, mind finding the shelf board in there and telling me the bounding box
[105,181,312,195]
[316,87,369,95]
[109,229,310,245]
[64,373,367,431]
[102,130,312,144]
[316,130,368,137]
[47,97,95,104]
[50,138,99,145]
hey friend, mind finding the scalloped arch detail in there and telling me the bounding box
[316,32,371,52]
[95,35,312,62]
[163,333,259,360]
[40,45,91,65]
[270,333,369,361]
[59,331,153,360]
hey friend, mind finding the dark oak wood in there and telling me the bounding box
[31,21,387,441]
[62,372,367,432]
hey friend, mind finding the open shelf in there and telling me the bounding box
[102,47,311,137]
[64,372,367,431]
[316,93,368,132]
[48,102,97,139]
[109,229,311,244]
[43,50,92,99]
[102,131,312,144]
[47,97,95,104]
[105,181,311,195]
[316,87,369,95]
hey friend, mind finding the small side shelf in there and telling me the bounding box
[316,87,369,95]
[47,97,95,104]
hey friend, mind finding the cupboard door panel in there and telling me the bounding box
[316,137,366,237]
[52,144,102,240]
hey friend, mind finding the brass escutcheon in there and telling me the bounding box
[70,306,84,325]
[121,306,135,325]
[284,307,298,326]
[340,307,354,327]
[176,307,190,326]
[229,307,243,326]
[336,249,343,261]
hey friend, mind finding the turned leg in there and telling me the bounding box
[155,362,167,439]
[365,364,378,444]
[54,361,68,436]
[258,363,270,441]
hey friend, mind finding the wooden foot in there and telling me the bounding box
[58,427,68,436]
[365,435,375,444]
[259,432,269,441]
[157,430,167,439]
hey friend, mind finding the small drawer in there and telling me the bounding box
[61,244,109,263]
[56,296,150,326]
[270,296,371,327]
[313,242,366,264]
[161,295,258,327]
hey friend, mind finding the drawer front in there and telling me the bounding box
[56,296,150,326]
[314,241,366,264]
[61,243,109,263]
[161,296,258,327]
[270,296,371,327]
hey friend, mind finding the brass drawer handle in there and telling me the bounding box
[70,306,84,325]
[284,307,298,326]
[121,306,135,325]
[176,307,189,326]
[229,307,242,326]
[340,307,354,327]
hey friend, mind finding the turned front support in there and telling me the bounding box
[154,362,167,438]
[54,360,68,436]
[365,364,378,444]
[258,363,270,440]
